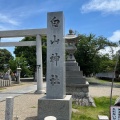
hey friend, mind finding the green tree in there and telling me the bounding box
[9,56,32,77]
[74,34,117,76]
[14,36,47,76]
[0,49,13,72]
[98,54,115,72]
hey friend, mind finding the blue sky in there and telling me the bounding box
[0,0,120,56]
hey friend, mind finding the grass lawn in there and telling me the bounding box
[72,96,118,120]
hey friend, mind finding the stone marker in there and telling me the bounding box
[16,67,21,84]
[38,11,72,120]
[5,96,14,120]
[46,11,66,99]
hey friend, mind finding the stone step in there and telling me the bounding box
[66,77,86,84]
[66,62,78,66]
[66,71,83,77]
[66,66,80,71]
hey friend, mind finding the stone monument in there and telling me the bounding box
[16,67,21,84]
[38,12,72,120]
[65,30,93,106]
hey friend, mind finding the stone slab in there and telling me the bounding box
[66,71,83,77]
[0,41,36,47]
[66,82,89,93]
[67,81,89,87]
[66,82,91,106]
[66,62,78,66]
[66,66,80,71]
[98,115,109,120]
[47,11,65,99]
[38,95,72,120]
[0,28,47,38]
[66,77,86,84]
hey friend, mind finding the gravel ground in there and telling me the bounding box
[89,86,120,97]
[0,82,120,120]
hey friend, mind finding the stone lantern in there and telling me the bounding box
[65,29,78,62]
[64,30,92,106]
[16,67,21,84]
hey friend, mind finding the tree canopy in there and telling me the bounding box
[14,36,47,76]
[0,49,13,72]
[74,34,117,76]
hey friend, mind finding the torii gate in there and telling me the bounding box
[0,28,47,93]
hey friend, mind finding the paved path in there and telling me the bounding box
[0,82,46,102]
[0,81,119,102]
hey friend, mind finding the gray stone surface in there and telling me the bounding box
[38,11,72,120]
[66,82,89,94]
[35,34,45,94]
[66,66,80,71]
[66,77,86,84]
[38,95,72,120]
[0,78,11,87]
[66,82,93,106]
[66,62,78,66]
[65,36,90,106]
[5,97,14,120]
[16,67,21,84]
[66,71,83,77]
[0,41,36,47]
[0,28,47,38]
[46,11,65,99]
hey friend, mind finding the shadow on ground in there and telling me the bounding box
[25,116,37,120]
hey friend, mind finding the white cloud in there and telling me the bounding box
[0,13,19,26]
[99,46,120,55]
[81,0,120,14]
[108,30,120,42]
[99,30,120,55]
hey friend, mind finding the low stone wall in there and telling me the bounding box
[0,79,11,87]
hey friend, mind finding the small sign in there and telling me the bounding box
[111,106,120,120]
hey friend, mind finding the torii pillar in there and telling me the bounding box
[36,34,45,93]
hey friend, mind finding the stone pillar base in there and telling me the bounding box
[17,81,21,84]
[38,95,72,120]
[66,82,96,106]
[35,90,45,94]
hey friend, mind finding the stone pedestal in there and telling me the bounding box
[66,82,95,106]
[66,61,92,106]
[65,30,91,106]
[38,95,72,120]
[66,61,86,84]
